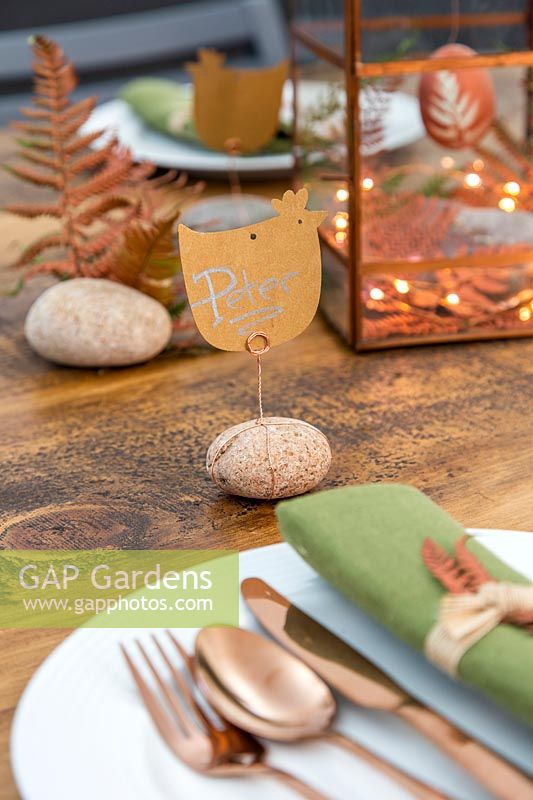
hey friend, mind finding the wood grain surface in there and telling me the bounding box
[0,132,532,799]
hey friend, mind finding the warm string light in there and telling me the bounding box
[330,171,526,324]
[503,181,520,196]
[498,197,516,213]
[453,160,526,218]
[333,188,349,244]
[363,279,532,320]
[445,293,460,305]
[335,187,349,202]
[440,156,455,169]
[464,172,482,189]
[363,283,467,313]
[331,161,522,235]
[393,278,410,294]
[330,178,375,252]
[454,159,526,218]
[334,212,348,230]
[329,168,532,332]
[457,163,522,214]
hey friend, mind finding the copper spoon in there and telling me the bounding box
[194,626,448,800]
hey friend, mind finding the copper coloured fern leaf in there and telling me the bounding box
[111,209,182,306]
[5,34,148,279]
[421,538,472,594]
[4,35,203,308]
[422,536,533,631]
[5,34,202,308]
[453,536,493,591]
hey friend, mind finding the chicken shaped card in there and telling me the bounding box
[178,189,327,352]
[186,50,288,153]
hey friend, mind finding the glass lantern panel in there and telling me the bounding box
[293,0,345,61]
[359,260,533,345]
[356,62,533,344]
[294,1,530,63]
[293,39,351,338]
[355,65,533,265]
[360,0,530,62]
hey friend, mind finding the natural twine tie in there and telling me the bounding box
[425,581,533,676]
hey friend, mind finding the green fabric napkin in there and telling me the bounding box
[120,77,291,154]
[276,484,533,725]
[121,79,196,141]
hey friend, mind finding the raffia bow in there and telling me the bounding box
[422,538,533,676]
[441,582,533,639]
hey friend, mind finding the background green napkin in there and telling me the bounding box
[120,77,291,154]
[121,79,196,141]
[276,484,533,725]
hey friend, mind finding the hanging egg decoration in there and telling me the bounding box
[419,44,495,149]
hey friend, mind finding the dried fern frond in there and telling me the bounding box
[5,34,141,278]
[4,202,62,218]
[68,149,137,204]
[4,162,62,189]
[110,208,182,306]
[14,232,64,266]
[24,258,77,279]
[5,34,203,316]
[453,536,493,592]
[63,130,105,155]
[68,140,118,175]
[17,149,61,169]
[491,120,532,178]
[422,536,533,631]
[421,537,472,594]
[73,195,132,226]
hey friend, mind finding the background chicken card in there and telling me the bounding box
[187,49,288,153]
[178,189,327,352]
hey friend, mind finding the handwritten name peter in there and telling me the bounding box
[190,267,298,335]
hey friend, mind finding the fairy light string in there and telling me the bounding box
[327,159,532,331]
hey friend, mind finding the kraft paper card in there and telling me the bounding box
[178,189,327,352]
[187,49,288,154]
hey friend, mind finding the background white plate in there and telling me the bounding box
[82,81,424,176]
[11,529,533,800]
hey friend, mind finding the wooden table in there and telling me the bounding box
[0,132,532,799]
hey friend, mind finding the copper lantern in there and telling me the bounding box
[290,1,533,349]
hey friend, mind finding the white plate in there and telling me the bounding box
[11,529,533,800]
[82,81,424,176]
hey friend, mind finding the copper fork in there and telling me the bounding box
[120,636,329,800]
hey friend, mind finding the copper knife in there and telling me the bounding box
[241,577,533,800]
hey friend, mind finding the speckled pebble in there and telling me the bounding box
[25,278,172,367]
[206,416,331,499]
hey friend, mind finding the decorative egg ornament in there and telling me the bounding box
[419,44,495,149]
